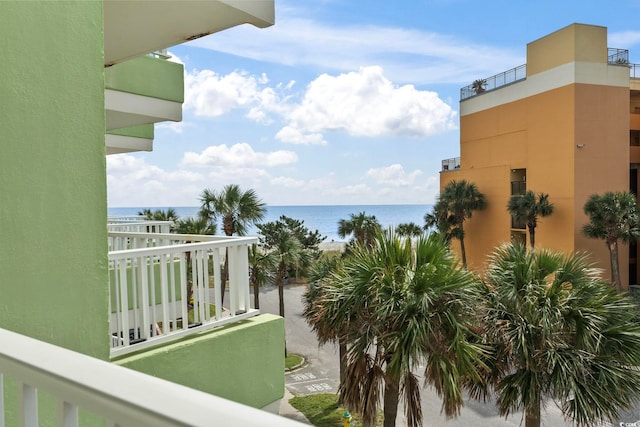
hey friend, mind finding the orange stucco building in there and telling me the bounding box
[441,23,640,288]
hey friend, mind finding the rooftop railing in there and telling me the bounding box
[608,48,629,65]
[108,231,258,357]
[460,64,527,100]
[0,327,304,426]
[441,157,460,172]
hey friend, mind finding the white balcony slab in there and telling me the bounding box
[105,89,182,130]
[104,0,275,66]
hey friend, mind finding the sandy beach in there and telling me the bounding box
[319,241,347,252]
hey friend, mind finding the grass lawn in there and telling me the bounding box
[289,393,382,427]
[285,353,304,370]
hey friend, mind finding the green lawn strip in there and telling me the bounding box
[289,393,381,427]
[285,353,304,370]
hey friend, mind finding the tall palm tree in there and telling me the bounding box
[269,229,305,318]
[248,243,276,309]
[200,184,266,302]
[476,243,640,427]
[337,212,381,249]
[303,255,348,402]
[507,191,553,249]
[426,180,486,268]
[199,184,266,236]
[582,191,640,291]
[396,222,423,238]
[317,229,483,427]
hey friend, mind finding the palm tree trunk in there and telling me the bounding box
[528,225,535,249]
[609,240,622,292]
[338,338,347,404]
[221,248,229,304]
[525,398,541,427]
[383,376,400,427]
[253,276,260,309]
[459,235,467,268]
[277,267,286,318]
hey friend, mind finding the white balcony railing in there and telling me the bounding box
[108,232,258,357]
[108,219,173,234]
[0,327,304,427]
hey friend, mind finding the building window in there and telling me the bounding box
[510,168,526,195]
[510,168,527,229]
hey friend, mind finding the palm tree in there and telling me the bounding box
[138,208,179,232]
[507,191,553,249]
[248,244,276,309]
[424,200,455,242]
[476,243,640,427]
[303,255,348,402]
[582,191,640,291]
[426,180,486,267]
[172,217,216,235]
[337,212,381,249]
[270,229,305,318]
[138,208,179,222]
[258,216,322,317]
[200,184,266,302]
[317,229,483,427]
[396,222,423,237]
[199,185,266,237]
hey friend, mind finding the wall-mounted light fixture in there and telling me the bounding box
[576,144,585,148]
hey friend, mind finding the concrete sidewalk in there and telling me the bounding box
[279,388,312,425]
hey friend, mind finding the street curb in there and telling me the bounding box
[285,355,306,373]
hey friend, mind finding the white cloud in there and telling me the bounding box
[609,31,640,49]
[156,121,190,134]
[181,143,298,168]
[184,69,264,117]
[107,153,440,206]
[366,164,423,186]
[107,154,205,206]
[270,176,306,188]
[275,126,327,145]
[276,66,457,142]
[180,62,456,145]
[189,14,522,85]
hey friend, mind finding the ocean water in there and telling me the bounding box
[108,204,433,242]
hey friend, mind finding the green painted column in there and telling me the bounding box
[0,1,109,359]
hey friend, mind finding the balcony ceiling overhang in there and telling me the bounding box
[104,0,275,66]
[106,134,153,155]
[105,89,182,130]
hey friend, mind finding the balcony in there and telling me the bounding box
[0,327,303,426]
[460,64,527,100]
[108,231,258,358]
[104,0,275,66]
[108,219,173,234]
[441,157,460,172]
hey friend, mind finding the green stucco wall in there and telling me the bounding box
[0,2,109,358]
[105,56,184,102]
[115,314,286,409]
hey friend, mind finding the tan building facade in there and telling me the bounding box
[441,23,640,287]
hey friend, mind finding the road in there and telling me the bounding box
[257,282,639,426]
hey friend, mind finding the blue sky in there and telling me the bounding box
[106,0,640,207]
